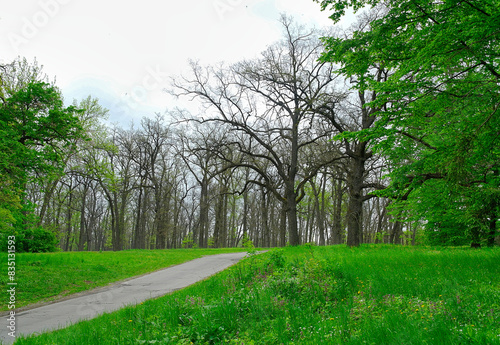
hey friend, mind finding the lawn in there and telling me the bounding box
[0,248,247,312]
[14,245,500,344]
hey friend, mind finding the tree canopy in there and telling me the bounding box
[0,58,85,250]
[317,0,500,245]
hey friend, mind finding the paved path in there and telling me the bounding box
[1,252,249,345]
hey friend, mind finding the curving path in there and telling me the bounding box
[0,251,249,345]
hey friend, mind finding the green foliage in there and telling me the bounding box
[0,81,84,183]
[8,227,59,253]
[0,200,59,253]
[319,0,500,246]
[0,58,86,251]
[241,234,253,248]
[207,236,216,248]
[0,175,21,234]
[181,233,197,249]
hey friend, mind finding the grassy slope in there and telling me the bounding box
[15,245,500,344]
[0,248,246,311]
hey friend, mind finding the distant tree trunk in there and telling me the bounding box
[78,184,89,251]
[331,178,343,245]
[102,186,123,252]
[214,185,228,248]
[222,192,229,247]
[280,202,287,247]
[375,199,389,244]
[154,204,166,250]
[229,196,237,247]
[269,200,277,247]
[112,192,123,251]
[86,188,100,251]
[38,178,60,226]
[64,189,73,251]
[286,186,300,246]
[133,185,146,249]
[170,184,186,249]
[54,194,63,247]
[389,220,403,244]
[311,179,326,246]
[198,175,209,248]
[261,185,270,247]
[346,153,366,247]
[242,188,249,242]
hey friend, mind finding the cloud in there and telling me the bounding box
[1,0,340,123]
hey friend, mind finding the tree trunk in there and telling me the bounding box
[331,178,343,245]
[346,154,366,247]
[242,188,249,243]
[346,195,363,247]
[214,190,224,248]
[112,199,121,251]
[261,185,270,247]
[389,221,402,244]
[286,186,300,246]
[375,199,389,244]
[64,189,73,251]
[229,195,236,247]
[280,202,287,247]
[133,186,146,249]
[155,189,169,250]
[38,178,60,226]
[311,180,326,246]
[198,176,209,248]
[78,184,89,251]
[110,190,123,251]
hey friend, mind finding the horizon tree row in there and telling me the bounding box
[3,3,496,250]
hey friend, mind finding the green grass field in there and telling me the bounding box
[13,245,500,344]
[0,248,247,311]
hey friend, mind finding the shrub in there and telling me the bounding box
[1,227,59,253]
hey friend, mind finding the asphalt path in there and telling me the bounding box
[1,251,249,345]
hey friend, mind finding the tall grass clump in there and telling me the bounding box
[16,245,500,344]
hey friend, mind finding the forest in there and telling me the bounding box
[1,0,499,252]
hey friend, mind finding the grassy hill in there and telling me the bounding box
[14,245,500,344]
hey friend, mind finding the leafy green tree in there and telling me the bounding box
[316,0,500,246]
[1,81,83,184]
[0,59,85,250]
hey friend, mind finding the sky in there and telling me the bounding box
[1,0,353,126]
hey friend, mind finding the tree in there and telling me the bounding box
[171,17,343,246]
[317,75,388,246]
[317,0,500,246]
[0,58,85,250]
[139,115,174,249]
[176,120,230,248]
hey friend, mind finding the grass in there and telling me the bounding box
[0,248,247,311]
[14,245,500,344]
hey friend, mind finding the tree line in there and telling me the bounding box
[1,1,498,252]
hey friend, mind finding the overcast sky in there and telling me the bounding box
[1,0,352,126]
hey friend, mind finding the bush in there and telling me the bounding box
[1,227,58,253]
[424,220,470,247]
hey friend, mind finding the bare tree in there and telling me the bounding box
[171,17,344,245]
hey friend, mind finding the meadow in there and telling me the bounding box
[0,248,246,311]
[14,245,500,344]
